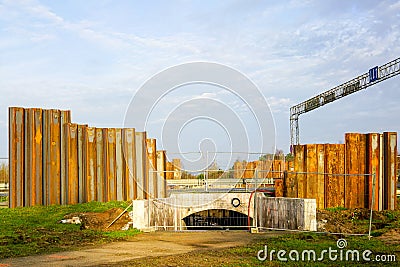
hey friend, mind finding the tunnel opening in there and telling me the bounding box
[183,209,251,230]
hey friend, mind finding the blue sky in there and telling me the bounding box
[1,0,399,166]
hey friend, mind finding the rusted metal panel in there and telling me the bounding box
[146,138,157,198]
[284,171,297,198]
[257,160,272,179]
[9,107,25,208]
[24,108,43,206]
[367,133,381,210]
[305,144,318,205]
[40,109,49,206]
[60,110,71,205]
[96,128,105,202]
[85,127,97,202]
[104,128,117,201]
[123,128,136,200]
[23,108,32,207]
[234,161,244,179]
[345,133,367,208]
[324,144,345,208]
[379,134,384,210]
[267,160,275,178]
[166,161,173,180]
[146,139,157,169]
[172,158,182,180]
[32,108,43,206]
[272,160,284,176]
[115,129,124,201]
[156,150,167,198]
[304,144,325,209]
[294,145,306,198]
[390,133,398,210]
[383,132,397,210]
[316,144,325,209]
[77,125,87,203]
[65,123,79,204]
[244,161,255,179]
[43,109,62,205]
[284,156,297,198]
[274,179,283,197]
[135,132,147,199]
[287,160,294,171]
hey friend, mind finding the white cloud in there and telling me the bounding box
[0,0,399,156]
[267,97,293,113]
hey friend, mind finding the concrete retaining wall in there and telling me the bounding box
[132,192,254,231]
[256,195,317,231]
[131,193,317,232]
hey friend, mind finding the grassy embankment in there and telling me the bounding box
[0,201,139,258]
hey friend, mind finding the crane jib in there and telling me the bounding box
[289,57,400,146]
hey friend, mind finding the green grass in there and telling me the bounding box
[0,201,140,259]
[325,206,347,212]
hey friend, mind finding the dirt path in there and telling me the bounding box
[0,231,274,267]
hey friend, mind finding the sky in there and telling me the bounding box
[1,0,399,169]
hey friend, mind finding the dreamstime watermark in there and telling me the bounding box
[123,62,276,204]
[257,238,396,263]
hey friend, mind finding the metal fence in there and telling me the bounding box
[165,169,279,194]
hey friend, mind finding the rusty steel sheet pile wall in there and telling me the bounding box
[165,158,182,180]
[233,160,289,179]
[8,107,168,208]
[284,132,397,210]
[232,159,289,192]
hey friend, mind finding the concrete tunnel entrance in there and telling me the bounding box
[182,209,251,230]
